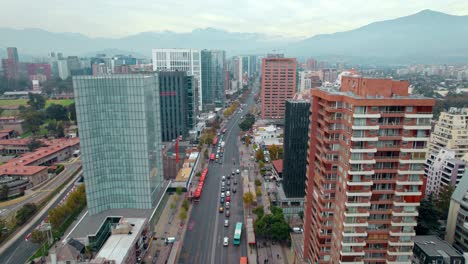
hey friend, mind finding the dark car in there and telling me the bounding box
[227,180,231,186]
[220,197,225,204]
[225,210,230,217]
[232,187,236,193]
[233,179,237,185]
[226,186,231,191]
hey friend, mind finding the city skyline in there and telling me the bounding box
[1,1,468,38]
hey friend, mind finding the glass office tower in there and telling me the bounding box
[73,74,164,215]
[201,50,226,110]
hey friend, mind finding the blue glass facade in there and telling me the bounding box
[73,74,164,215]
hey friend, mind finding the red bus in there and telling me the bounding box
[240,257,248,264]
[222,128,227,134]
[210,153,215,161]
[212,137,218,146]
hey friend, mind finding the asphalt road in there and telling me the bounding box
[0,160,82,216]
[179,87,257,264]
[0,171,82,264]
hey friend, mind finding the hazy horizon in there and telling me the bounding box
[1,0,468,38]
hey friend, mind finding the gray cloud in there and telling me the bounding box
[1,0,467,38]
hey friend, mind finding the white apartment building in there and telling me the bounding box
[57,60,69,80]
[424,148,467,196]
[428,107,468,159]
[152,49,202,111]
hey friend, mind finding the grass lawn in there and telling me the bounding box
[0,109,20,117]
[45,99,74,107]
[0,99,28,107]
[0,99,74,108]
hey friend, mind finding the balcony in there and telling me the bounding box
[395,178,423,186]
[404,113,433,119]
[350,147,377,153]
[393,201,420,207]
[340,250,365,257]
[349,170,375,175]
[343,221,369,228]
[400,147,428,153]
[352,125,380,130]
[398,159,426,164]
[389,231,416,237]
[392,210,418,217]
[349,159,376,165]
[341,240,366,247]
[394,189,422,196]
[401,136,429,141]
[351,136,379,142]
[339,261,364,264]
[388,240,414,246]
[345,201,371,207]
[346,191,372,197]
[390,221,417,227]
[347,180,373,186]
[403,125,432,131]
[397,169,424,175]
[344,210,370,217]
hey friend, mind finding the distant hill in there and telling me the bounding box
[287,10,468,63]
[0,10,467,63]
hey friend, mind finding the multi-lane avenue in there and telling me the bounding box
[179,86,257,264]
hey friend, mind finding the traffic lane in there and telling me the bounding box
[0,178,78,264]
[179,161,220,264]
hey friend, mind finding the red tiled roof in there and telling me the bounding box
[0,139,31,146]
[272,159,283,174]
[0,165,47,176]
[0,137,80,177]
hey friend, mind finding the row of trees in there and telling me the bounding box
[48,184,86,230]
[223,101,240,117]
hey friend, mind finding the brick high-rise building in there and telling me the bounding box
[303,76,435,264]
[261,56,297,119]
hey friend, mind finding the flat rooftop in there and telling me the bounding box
[95,218,146,264]
[175,167,193,182]
[414,235,463,257]
[68,209,153,239]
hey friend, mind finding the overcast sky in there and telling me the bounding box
[1,0,468,39]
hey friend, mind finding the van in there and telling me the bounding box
[165,237,176,244]
[292,227,303,233]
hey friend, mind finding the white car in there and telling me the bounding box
[236,169,240,174]
[223,237,229,246]
[226,191,231,197]
[224,219,229,227]
[221,192,225,198]
[222,176,226,181]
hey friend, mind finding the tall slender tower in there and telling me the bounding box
[303,76,435,264]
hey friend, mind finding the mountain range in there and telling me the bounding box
[0,9,467,64]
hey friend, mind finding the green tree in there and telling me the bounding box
[256,187,262,196]
[268,144,279,160]
[254,179,262,187]
[415,196,440,235]
[243,191,255,213]
[204,149,209,159]
[254,206,290,241]
[176,187,183,196]
[46,104,68,121]
[255,149,265,162]
[435,185,455,219]
[27,138,43,151]
[0,185,9,201]
[31,229,47,244]
[258,160,265,169]
[179,208,188,221]
[16,203,37,226]
[68,103,77,122]
[27,93,46,110]
[21,110,46,134]
[182,199,189,211]
[253,206,264,219]
[244,136,251,147]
